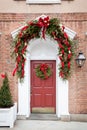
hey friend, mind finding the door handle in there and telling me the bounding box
[30,89,32,94]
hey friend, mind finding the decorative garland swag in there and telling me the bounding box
[12,16,75,81]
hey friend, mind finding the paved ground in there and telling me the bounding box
[0,120,87,130]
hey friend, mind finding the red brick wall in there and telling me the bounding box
[0,13,87,113]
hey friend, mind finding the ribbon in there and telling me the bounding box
[12,64,18,76]
[22,45,27,54]
[59,71,64,78]
[68,62,71,69]
[40,63,48,79]
[38,16,49,39]
[1,74,6,79]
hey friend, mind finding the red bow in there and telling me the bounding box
[1,74,6,79]
[38,16,49,39]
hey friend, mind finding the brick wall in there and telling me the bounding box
[0,13,87,113]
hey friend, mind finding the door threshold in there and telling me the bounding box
[28,114,59,120]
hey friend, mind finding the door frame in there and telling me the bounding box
[17,38,69,118]
[28,55,59,116]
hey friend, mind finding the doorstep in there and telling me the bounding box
[28,114,59,120]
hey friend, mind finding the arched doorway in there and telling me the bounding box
[17,37,69,118]
[11,15,76,118]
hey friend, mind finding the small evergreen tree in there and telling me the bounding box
[0,74,13,108]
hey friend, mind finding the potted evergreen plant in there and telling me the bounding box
[0,73,17,128]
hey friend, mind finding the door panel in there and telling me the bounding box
[31,60,56,113]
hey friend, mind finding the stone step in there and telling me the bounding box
[28,114,59,120]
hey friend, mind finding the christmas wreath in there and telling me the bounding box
[35,63,52,79]
[12,16,75,81]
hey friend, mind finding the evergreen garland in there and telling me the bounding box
[12,16,75,81]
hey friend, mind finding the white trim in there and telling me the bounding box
[11,26,24,39]
[64,26,77,39]
[26,0,61,4]
[17,53,30,117]
[11,25,76,40]
[17,38,69,118]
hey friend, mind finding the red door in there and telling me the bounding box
[31,60,56,113]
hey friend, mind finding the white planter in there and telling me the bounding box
[0,103,17,128]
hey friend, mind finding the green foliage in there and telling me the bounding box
[0,74,13,108]
[12,16,76,81]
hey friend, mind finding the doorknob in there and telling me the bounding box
[30,89,32,94]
